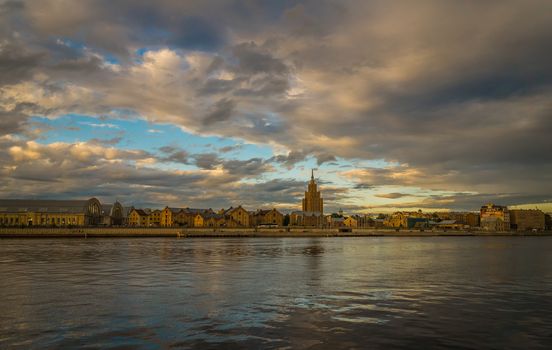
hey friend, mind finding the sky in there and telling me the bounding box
[1,0,551,213]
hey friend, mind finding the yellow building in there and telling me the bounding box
[194,213,226,228]
[0,198,103,227]
[175,208,214,227]
[193,214,205,227]
[223,206,250,227]
[291,170,325,227]
[160,207,182,227]
[384,212,408,228]
[148,209,162,227]
[251,208,284,227]
[343,216,358,228]
[128,209,150,227]
[302,169,323,213]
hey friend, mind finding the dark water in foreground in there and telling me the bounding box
[1,237,552,349]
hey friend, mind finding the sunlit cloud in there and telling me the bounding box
[0,0,550,212]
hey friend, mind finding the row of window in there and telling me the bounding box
[0,216,79,225]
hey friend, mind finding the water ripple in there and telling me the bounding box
[1,237,552,349]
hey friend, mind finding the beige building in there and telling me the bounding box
[480,203,510,231]
[450,212,480,227]
[290,170,325,227]
[0,198,104,227]
[302,170,323,213]
[251,209,284,227]
[223,206,250,227]
[509,209,545,231]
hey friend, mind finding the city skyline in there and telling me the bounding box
[1,1,551,213]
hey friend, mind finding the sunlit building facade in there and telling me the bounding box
[0,198,104,227]
[480,203,510,231]
[290,170,325,227]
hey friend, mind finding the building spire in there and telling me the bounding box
[311,168,314,181]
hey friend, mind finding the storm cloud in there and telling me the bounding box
[0,0,551,212]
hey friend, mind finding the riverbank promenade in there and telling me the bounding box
[1,227,550,238]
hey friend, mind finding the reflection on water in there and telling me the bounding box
[1,237,552,349]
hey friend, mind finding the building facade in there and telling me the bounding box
[223,206,250,227]
[480,203,510,231]
[101,201,126,226]
[251,209,284,227]
[290,170,325,227]
[128,208,150,227]
[343,216,358,228]
[0,198,104,227]
[509,209,545,231]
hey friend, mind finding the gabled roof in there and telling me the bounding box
[182,208,213,214]
[131,209,149,216]
[204,213,224,220]
[224,206,247,214]
[255,209,280,215]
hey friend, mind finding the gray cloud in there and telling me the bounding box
[202,98,235,125]
[374,193,411,199]
[193,153,221,170]
[1,0,551,211]
[0,43,44,85]
[158,146,189,164]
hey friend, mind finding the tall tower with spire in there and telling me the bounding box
[302,169,323,214]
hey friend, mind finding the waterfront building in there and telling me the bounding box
[0,198,104,227]
[303,169,323,213]
[128,208,150,227]
[148,209,162,227]
[480,203,510,231]
[194,213,226,228]
[174,208,214,227]
[290,170,325,227]
[161,207,181,227]
[429,220,463,230]
[509,209,545,231]
[343,216,358,228]
[223,206,251,227]
[448,212,480,228]
[465,212,480,227]
[384,212,407,228]
[250,209,284,227]
[385,211,429,229]
[100,201,127,226]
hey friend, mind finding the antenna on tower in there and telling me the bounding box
[311,168,314,180]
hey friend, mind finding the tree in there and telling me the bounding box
[283,214,290,226]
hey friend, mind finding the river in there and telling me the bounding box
[1,237,551,349]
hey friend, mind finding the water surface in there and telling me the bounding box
[1,237,551,349]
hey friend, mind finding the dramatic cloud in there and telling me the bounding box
[375,193,411,200]
[0,0,551,212]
